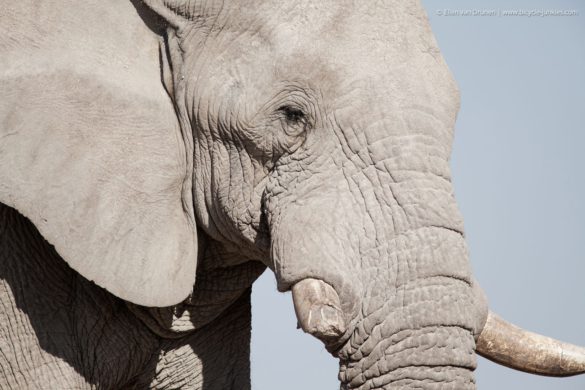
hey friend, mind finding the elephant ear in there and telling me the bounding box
[0,0,197,307]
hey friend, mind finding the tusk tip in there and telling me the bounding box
[477,311,585,377]
[305,304,346,340]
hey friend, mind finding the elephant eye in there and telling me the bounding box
[277,105,309,136]
[280,106,305,123]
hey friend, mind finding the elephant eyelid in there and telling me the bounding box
[278,106,306,124]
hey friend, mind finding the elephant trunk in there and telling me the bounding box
[333,229,483,389]
[338,327,477,390]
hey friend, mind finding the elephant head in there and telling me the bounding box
[1,0,583,388]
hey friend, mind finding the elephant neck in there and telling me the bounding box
[0,203,162,388]
[129,237,266,338]
[130,290,256,390]
[0,203,260,389]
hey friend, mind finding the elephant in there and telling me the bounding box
[0,0,584,389]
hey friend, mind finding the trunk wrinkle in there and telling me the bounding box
[344,274,473,362]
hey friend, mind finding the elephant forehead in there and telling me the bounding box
[185,0,457,113]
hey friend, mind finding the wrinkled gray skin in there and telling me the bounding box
[0,0,490,389]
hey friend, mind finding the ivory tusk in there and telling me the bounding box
[476,311,585,377]
[291,278,346,343]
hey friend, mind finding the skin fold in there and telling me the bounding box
[2,0,579,389]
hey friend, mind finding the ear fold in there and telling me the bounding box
[142,0,193,30]
[0,0,197,307]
